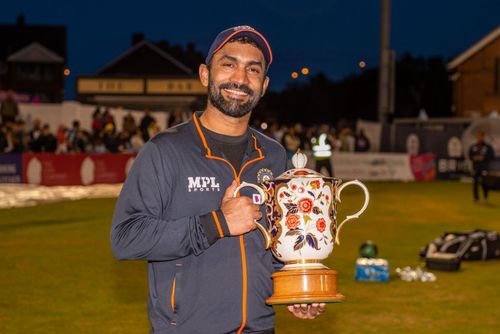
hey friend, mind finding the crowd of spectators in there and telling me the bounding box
[1,97,370,155]
[257,121,371,156]
[0,104,169,154]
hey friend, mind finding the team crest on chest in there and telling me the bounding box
[257,168,273,183]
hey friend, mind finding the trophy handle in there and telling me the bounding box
[335,180,370,245]
[233,182,271,249]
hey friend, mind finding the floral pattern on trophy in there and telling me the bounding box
[271,178,336,261]
[263,180,286,257]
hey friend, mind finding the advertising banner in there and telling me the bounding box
[436,157,470,180]
[0,154,23,183]
[84,154,135,185]
[332,152,415,181]
[332,152,436,181]
[410,154,436,181]
[22,153,135,186]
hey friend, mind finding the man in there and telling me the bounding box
[468,131,495,203]
[140,109,156,142]
[282,125,301,160]
[28,118,42,152]
[355,129,370,152]
[111,26,325,334]
[34,124,57,152]
[0,90,19,125]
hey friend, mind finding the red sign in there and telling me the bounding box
[410,154,437,181]
[22,153,135,186]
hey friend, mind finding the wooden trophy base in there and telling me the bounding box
[266,268,346,305]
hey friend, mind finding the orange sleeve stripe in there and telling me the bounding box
[211,211,224,238]
[170,277,176,313]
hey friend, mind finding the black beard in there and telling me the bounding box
[208,79,261,118]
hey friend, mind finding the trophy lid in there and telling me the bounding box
[275,150,324,180]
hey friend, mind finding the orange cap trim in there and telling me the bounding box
[212,29,273,66]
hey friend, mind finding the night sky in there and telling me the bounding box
[2,0,500,99]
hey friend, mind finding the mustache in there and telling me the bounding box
[218,82,254,96]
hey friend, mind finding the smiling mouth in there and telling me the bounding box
[223,88,249,98]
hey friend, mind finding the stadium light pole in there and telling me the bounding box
[378,0,395,123]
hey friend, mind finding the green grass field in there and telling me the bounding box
[1,181,499,333]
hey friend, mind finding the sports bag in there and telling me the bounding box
[420,230,500,260]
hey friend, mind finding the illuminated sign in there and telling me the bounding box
[78,79,144,94]
[77,78,207,95]
[147,79,207,94]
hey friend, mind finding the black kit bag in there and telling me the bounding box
[425,253,461,271]
[420,230,500,261]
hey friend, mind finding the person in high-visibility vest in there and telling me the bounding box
[311,124,334,176]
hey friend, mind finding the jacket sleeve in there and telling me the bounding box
[110,140,229,262]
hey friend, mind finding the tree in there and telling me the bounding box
[257,53,452,125]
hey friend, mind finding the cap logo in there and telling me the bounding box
[233,25,255,32]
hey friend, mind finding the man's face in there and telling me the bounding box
[200,42,269,118]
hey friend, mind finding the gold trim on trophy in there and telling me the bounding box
[286,259,322,265]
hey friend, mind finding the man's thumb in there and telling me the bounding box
[223,180,238,199]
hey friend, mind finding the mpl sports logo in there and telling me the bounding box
[187,176,221,192]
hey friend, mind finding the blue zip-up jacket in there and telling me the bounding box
[111,112,287,333]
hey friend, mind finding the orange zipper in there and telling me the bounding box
[192,113,265,334]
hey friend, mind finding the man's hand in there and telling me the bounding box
[221,180,263,236]
[287,303,326,320]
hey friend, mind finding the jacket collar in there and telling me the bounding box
[190,111,265,159]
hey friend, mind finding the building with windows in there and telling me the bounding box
[448,26,500,117]
[0,15,66,102]
[76,34,207,112]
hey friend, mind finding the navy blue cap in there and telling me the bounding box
[205,25,273,69]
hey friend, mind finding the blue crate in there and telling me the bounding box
[355,258,390,282]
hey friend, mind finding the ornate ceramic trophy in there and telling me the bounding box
[234,151,369,304]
